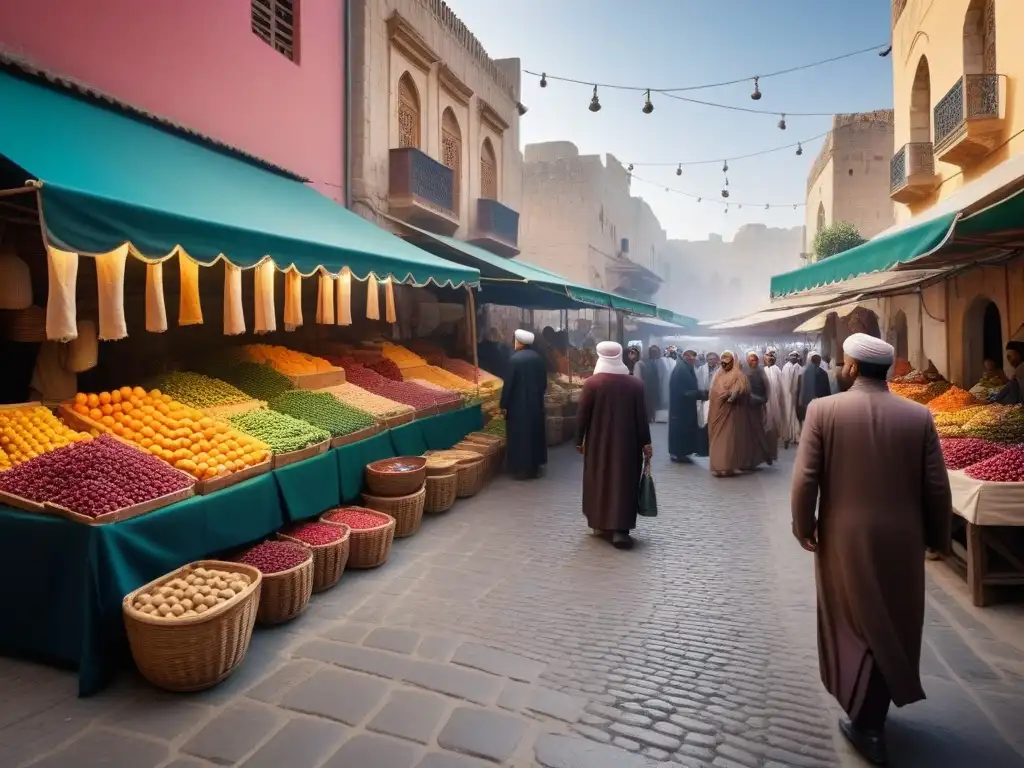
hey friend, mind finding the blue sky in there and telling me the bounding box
[445,0,893,241]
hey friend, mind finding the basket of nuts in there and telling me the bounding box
[233,541,314,625]
[122,561,262,692]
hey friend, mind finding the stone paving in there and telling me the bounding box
[2,424,1024,767]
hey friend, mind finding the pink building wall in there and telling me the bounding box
[0,0,346,202]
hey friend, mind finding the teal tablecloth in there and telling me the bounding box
[0,405,482,695]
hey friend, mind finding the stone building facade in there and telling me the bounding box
[519,142,667,303]
[347,0,524,248]
[803,111,895,259]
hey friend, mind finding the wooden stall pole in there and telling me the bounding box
[466,285,479,387]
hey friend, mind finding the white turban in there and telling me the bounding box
[594,341,629,375]
[514,329,534,346]
[843,333,894,365]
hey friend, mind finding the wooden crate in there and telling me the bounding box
[194,460,272,496]
[287,368,346,390]
[0,400,44,412]
[435,400,462,415]
[0,482,194,524]
[330,425,379,449]
[414,405,438,420]
[271,439,330,469]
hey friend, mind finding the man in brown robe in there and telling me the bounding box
[576,341,652,550]
[707,350,750,477]
[791,333,952,765]
[743,351,774,469]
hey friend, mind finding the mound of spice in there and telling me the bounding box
[324,507,389,530]
[367,357,404,382]
[965,447,1024,482]
[235,540,311,574]
[940,437,1005,470]
[282,521,347,546]
[928,386,983,413]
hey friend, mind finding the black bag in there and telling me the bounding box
[638,457,658,517]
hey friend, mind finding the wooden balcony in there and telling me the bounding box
[933,74,1006,168]
[470,198,520,256]
[890,142,940,204]
[388,147,459,235]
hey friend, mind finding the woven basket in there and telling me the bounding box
[122,560,262,692]
[255,552,314,625]
[456,459,486,498]
[424,472,457,513]
[425,456,458,476]
[365,457,427,497]
[278,525,350,594]
[321,507,396,569]
[362,485,426,538]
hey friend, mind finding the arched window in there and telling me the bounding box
[441,108,462,209]
[481,138,498,200]
[397,73,421,149]
[816,202,826,233]
[910,57,932,143]
[963,0,997,75]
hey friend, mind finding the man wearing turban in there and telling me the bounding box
[499,329,548,479]
[994,340,1024,404]
[791,333,952,765]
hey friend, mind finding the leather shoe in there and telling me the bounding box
[838,717,887,765]
[611,532,634,550]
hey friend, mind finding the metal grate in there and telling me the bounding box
[983,0,996,74]
[441,111,462,208]
[934,74,1000,149]
[480,139,497,199]
[410,149,455,212]
[398,76,420,149]
[890,145,907,192]
[252,0,296,61]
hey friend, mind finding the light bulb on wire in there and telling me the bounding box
[751,77,762,101]
[676,164,682,176]
[722,160,729,173]
[628,163,634,171]
[642,89,654,114]
[540,72,548,88]
[796,142,803,156]
[778,113,787,130]
[589,86,601,112]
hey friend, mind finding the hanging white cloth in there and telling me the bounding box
[366,274,380,320]
[223,262,245,336]
[253,261,277,334]
[94,244,129,341]
[145,262,168,333]
[336,269,352,326]
[384,278,397,324]
[45,244,79,341]
[178,253,203,326]
[283,269,303,331]
[316,272,335,325]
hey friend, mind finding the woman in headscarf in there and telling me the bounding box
[625,346,641,375]
[744,351,775,469]
[632,345,662,423]
[707,350,751,477]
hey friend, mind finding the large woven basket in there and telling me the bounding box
[278,525,350,594]
[453,440,496,476]
[424,472,457,513]
[254,551,314,625]
[122,560,262,692]
[365,457,427,497]
[425,456,459,477]
[321,507,396,569]
[456,459,486,498]
[362,485,426,538]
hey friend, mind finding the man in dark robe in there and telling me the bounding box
[477,327,510,381]
[797,351,831,424]
[743,351,774,469]
[994,340,1024,404]
[668,349,707,462]
[633,345,662,422]
[792,333,952,765]
[576,341,652,550]
[499,329,548,479]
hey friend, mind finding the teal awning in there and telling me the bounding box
[769,213,957,297]
[0,69,478,287]
[655,308,699,329]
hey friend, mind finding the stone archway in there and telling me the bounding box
[910,56,932,144]
[964,295,1002,385]
[892,309,909,360]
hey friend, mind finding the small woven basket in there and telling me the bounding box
[321,507,396,569]
[122,560,262,692]
[365,457,427,497]
[456,459,486,498]
[424,472,457,513]
[362,485,426,538]
[254,551,314,625]
[277,525,350,594]
[425,456,459,476]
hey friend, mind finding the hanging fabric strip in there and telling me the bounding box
[254,261,277,334]
[178,253,203,326]
[284,269,303,331]
[45,244,79,341]
[316,272,335,325]
[336,269,352,326]
[366,274,380,320]
[224,262,246,336]
[145,262,168,333]
[384,278,397,324]
[94,244,129,341]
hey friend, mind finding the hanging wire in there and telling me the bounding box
[629,173,804,209]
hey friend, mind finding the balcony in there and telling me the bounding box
[470,198,520,256]
[388,147,459,235]
[933,74,1006,167]
[890,142,940,204]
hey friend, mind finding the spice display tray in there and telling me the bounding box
[271,439,331,469]
[330,425,379,450]
[57,404,135,447]
[435,400,462,414]
[377,410,415,428]
[194,460,272,496]
[414,405,439,420]
[287,368,346,390]
[0,489,47,513]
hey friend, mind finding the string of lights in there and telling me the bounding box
[629,173,805,211]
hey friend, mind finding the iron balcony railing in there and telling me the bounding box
[476,198,519,246]
[389,147,456,214]
[890,142,935,192]
[934,74,1000,151]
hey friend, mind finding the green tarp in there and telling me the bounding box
[0,70,479,287]
[769,213,958,297]
[656,308,699,328]
[0,405,482,696]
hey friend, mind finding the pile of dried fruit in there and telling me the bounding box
[403,364,476,394]
[927,386,983,413]
[940,437,1005,470]
[0,405,89,467]
[323,507,389,530]
[892,369,928,384]
[961,405,1024,443]
[281,521,347,545]
[242,344,336,375]
[145,372,251,409]
[319,383,414,421]
[890,380,950,404]
[441,357,501,385]
[367,357,403,381]
[227,408,330,453]
[0,435,194,517]
[932,407,985,428]
[205,361,295,402]
[337,361,449,409]
[269,390,375,437]
[965,447,1024,482]
[235,540,312,574]
[381,342,428,370]
[131,567,252,619]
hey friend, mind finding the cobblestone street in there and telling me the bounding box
[2,424,1024,767]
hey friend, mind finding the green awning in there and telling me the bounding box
[656,308,699,328]
[0,69,478,287]
[769,213,957,297]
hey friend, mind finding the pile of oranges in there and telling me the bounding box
[0,406,90,470]
[71,387,270,480]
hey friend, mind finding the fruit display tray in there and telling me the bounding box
[0,483,195,525]
[194,460,272,496]
[200,400,267,419]
[287,368,346,391]
[330,425,379,450]
[271,439,331,469]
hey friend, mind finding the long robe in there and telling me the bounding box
[791,377,952,719]
[499,347,548,477]
[764,363,786,442]
[633,359,661,421]
[668,359,706,458]
[744,367,774,467]
[799,363,832,421]
[655,357,675,422]
[707,363,751,474]
[780,361,802,444]
[695,364,718,455]
[576,373,651,532]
